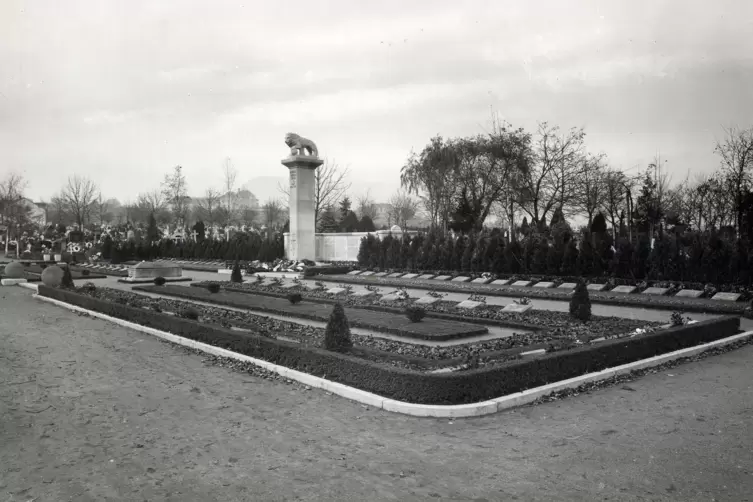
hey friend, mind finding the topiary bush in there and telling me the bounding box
[288,292,303,304]
[230,261,243,283]
[207,282,221,294]
[82,269,90,276]
[154,276,166,286]
[323,303,352,351]
[405,305,426,323]
[570,281,591,321]
[180,307,199,320]
[61,265,75,289]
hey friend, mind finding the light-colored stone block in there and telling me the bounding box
[218,268,248,275]
[490,279,511,286]
[387,272,404,278]
[451,276,471,282]
[643,287,669,296]
[326,287,347,296]
[511,280,533,287]
[280,282,299,289]
[352,290,377,298]
[347,270,362,275]
[675,289,703,298]
[502,303,533,313]
[373,272,388,277]
[2,278,27,286]
[558,282,577,290]
[433,275,452,281]
[456,300,484,309]
[587,283,608,291]
[471,277,493,284]
[379,293,402,302]
[533,281,555,288]
[401,273,419,279]
[417,274,436,280]
[359,271,376,277]
[520,349,546,357]
[712,292,741,302]
[128,262,182,280]
[414,296,441,305]
[611,285,638,294]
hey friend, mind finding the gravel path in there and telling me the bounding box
[2,286,753,501]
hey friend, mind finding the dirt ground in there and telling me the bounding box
[1,286,752,502]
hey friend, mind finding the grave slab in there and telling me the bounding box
[712,292,741,302]
[520,348,546,357]
[675,289,704,298]
[401,273,419,279]
[502,303,533,313]
[456,300,484,309]
[347,270,362,275]
[373,272,388,277]
[280,283,299,289]
[643,287,669,296]
[352,290,377,298]
[417,274,436,280]
[511,280,534,287]
[121,262,184,283]
[611,285,638,294]
[433,275,452,281]
[2,278,27,286]
[414,296,441,305]
[387,272,405,278]
[490,279,511,286]
[533,281,555,288]
[379,293,402,302]
[359,271,376,277]
[451,276,471,283]
[558,282,577,290]
[326,287,347,296]
[587,283,608,291]
[471,277,493,284]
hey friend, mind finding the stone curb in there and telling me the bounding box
[31,292,753,418]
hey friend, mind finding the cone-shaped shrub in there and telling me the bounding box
[154,276,166,286]
[230,260,243,283]
[61,265,75,289]
[569,281,591,321]
[323,303,352,351]
[207,282,221,293]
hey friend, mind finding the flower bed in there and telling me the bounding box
[133,284,489,341]
[36,284,741,405]
[319,274,749,314]
[197,281,661,344]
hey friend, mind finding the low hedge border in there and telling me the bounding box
[37,284,740,405]
[133,285,488,341]
[199,283,543,332]
[318,275,749,315]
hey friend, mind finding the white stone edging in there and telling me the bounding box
[31,292,753,418]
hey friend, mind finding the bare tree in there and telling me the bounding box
[238,205,258,227]
[387,190,419,229]
[161,166,190,228]
[356,189,379,220]
[222,157,239,224]
[518,122,586,224]
[575,153,607,226]
[93,194,112,226]
[601,168,633,239]
[194,188,222,226]
[261,198,286,229]
[62,175,98,228]
[714,126,753,232]
[0,172,30,254]
[278,158,351,228]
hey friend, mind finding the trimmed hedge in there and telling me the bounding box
[303,265,352,277]
[38,285,741,405]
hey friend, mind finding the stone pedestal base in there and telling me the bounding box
[282,155,323,261]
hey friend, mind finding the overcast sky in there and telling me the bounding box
[2,0,752,203]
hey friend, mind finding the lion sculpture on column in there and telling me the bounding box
[284,132,319,157]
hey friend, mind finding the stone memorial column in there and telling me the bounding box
[281,132,323,261]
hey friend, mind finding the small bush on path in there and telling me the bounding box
[323,303,352,351]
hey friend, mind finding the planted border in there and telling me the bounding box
[37,285,740,405]
[319,274,749,315]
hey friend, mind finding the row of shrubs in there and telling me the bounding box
[102,234,285,264]
[36,284,741,404]
[357,229,753,287]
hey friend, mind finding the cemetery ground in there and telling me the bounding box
[2,285,753,501]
